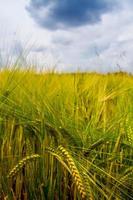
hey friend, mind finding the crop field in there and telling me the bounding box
[0,68,133,200]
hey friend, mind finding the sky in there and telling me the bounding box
[0,0,133,72]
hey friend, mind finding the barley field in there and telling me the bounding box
[0,68,133,200]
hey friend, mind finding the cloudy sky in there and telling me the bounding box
[0,0,133,72]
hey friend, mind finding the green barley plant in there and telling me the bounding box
[0,66,133,199]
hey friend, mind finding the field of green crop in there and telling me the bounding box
[0,68,133,200]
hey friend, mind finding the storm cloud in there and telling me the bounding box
[26,0,118,30]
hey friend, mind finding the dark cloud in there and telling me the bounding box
[26,0,118,30]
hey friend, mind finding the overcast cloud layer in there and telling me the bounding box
[0,0,133,72]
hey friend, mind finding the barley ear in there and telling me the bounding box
[7,154,40,179]
[58,145,87,200]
